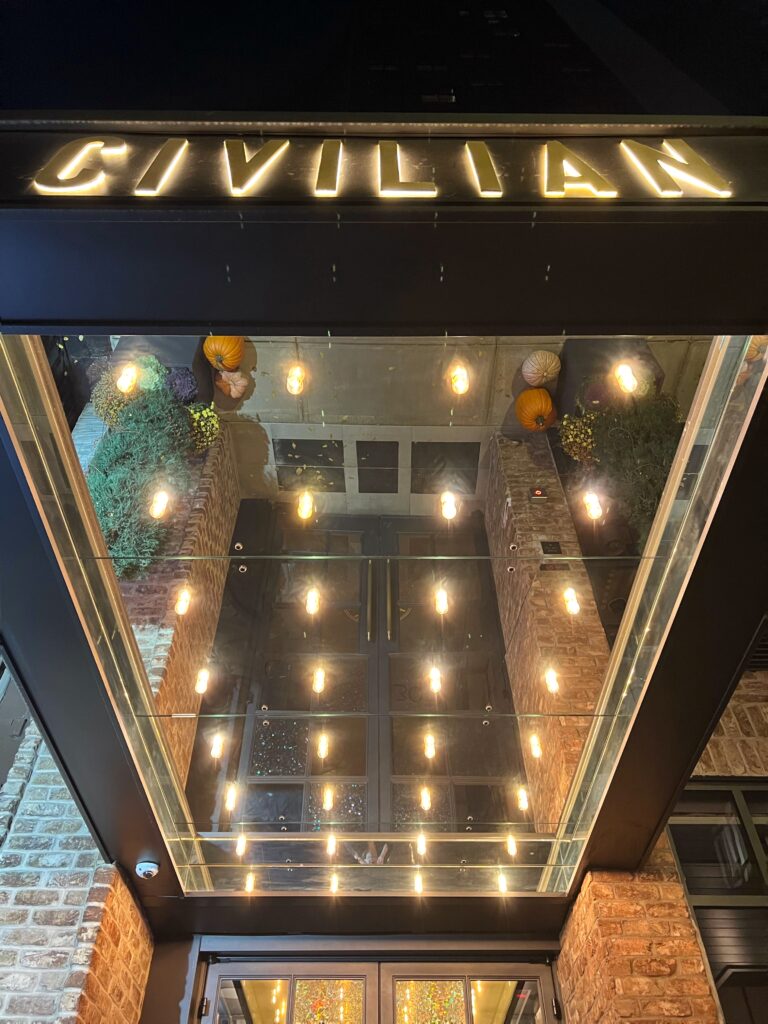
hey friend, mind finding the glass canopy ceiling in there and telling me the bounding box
[0,332,764,897]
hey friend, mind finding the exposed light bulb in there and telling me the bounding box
[149,489,170,519]
[414,870,423,895]
[450,364,469,395]
[416,832,427,857]
[323,785,334,811]
[286,364,306,395]
[306,587,321,615]
[174,587,192,616]
[424,732,436,760]
[244,871,255,893]
[428,666,442,693]
[317,732,330,760]
[236,833,246,857]
[420,786,432,811]
[497,871,508,894]
[583,491,603,520]
[614,362,638,394]
[225,783,238,812]
[440,491,458,521]
[115,364,138,394]
[326,832,337,857]
[210,733,224,760]
[506,834,517,858]
[563,587,581,615]
[297,489,314,520]
[530,734,542,759]
[434,586,449,616]
[544,667,559,694]
[312,666,326,693]
[517,787,529,812]
[195,668,209,695]
[330,872,339,894]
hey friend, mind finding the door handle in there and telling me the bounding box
[386,558,393,641]
[366,559,374,642]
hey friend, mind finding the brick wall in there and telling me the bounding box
[558,835,720,1024]
[695,669,768,777]
[119,426,239,784]
[485,435,609,831]
[0,725,152,1023]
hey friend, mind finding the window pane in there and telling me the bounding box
[293,980,364,1024]
[216,978,290,1024]
[470,979,542,1024]
[395,980,466,1024]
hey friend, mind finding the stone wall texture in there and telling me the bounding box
[0,725,152,1023]
[119,426,239,784]
[558,835,720,1024]
[695,669,768,777]
[485,434,610,831]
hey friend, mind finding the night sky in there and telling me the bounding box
[1,0,765,115]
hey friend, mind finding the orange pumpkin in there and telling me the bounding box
[515,388,556,431]
[203,335,245,371]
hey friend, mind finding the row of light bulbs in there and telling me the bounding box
[296,488,459,523]
[285,362,471,398]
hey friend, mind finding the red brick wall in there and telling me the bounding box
[558,835,719,1024]
[0,726,153,1023]
[485,435,609,831]
[120,427,239,783]
[695,669,768,777]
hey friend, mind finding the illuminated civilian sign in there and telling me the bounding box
[12,133,750,203]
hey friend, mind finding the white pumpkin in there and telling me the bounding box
[522,350,561,387]
[215,370,249,400]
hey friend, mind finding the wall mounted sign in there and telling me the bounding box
[2,130,768,204]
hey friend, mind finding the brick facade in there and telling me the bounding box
[485,434,609,831]
[695,669,768,777]
[558,835,720,1024]
[119,426,239,784]
[0,725,152,1023]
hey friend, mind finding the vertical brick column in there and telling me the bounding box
[119,426,240,784]
[557,836,720,1024]
[0,726,153,1023]
[485,434,609,831]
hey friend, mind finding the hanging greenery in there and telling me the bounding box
[91,371,134,427]
[135,353,169,391]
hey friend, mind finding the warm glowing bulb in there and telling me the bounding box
[583,491,603,520]
[498,871,508,894]
[195,668,209,694]
[506,834,517,857]
[297,489,314,520]
[286,364,306,395]
[323,785,334,811]
[416,832,427,856]
[225,783,238,812]
[312,667,326,693]
[174,587,191,616]
[435,587,449,616]
[544,667,559,694]
[306,587,321,615]
[420,786,432,811]
[440,491,458,520]
[236,833,246,857]
[414,870,423,895]
[330,872,339,894]
[115,364,138,394]
[424,732,436,760]
[563,587,581,615]
[517,787,529,812]
[149,489,170,519]
[450,364,470,395]
[317,732,330,760]
[428,666,442,693]
[210,733,224,760]
[614,362,638,394]
[245,871,255,893]
[530,734,542,759]
[326,832,337,857]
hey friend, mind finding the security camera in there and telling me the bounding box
[135,860,160,880]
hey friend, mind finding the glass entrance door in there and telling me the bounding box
[203,963,555,1024]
